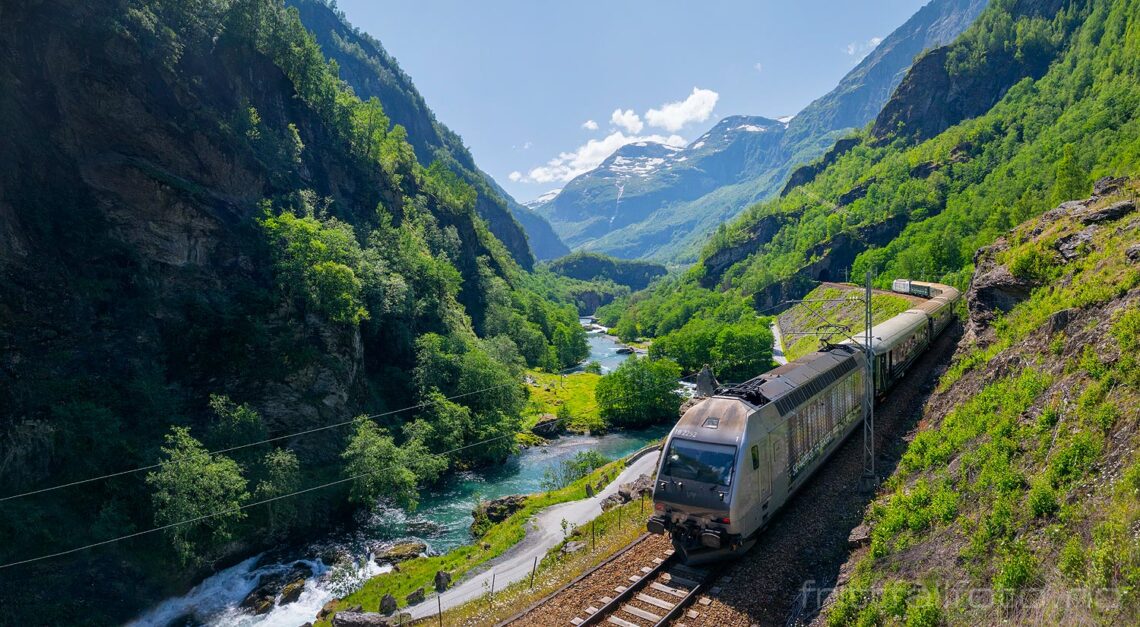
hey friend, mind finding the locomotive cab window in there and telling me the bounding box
[665,440,736,486]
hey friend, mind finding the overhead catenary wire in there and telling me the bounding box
[0,368,704,570]
[0,362,589,503]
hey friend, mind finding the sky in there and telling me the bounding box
[335,0,931,203]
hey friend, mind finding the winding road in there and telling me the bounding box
[405,450,662,619]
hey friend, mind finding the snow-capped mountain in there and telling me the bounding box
[523,188,562,209]
[533,0,987,262]
[533,115,788,248]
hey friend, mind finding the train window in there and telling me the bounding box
[751,444,760,470]
[664,440,736,486]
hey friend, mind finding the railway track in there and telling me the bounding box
[568,548,715,627]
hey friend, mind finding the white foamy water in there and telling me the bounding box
[130,554,389,627]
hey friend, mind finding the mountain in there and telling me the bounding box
[535,0,988,262]
[483,173,570,260]
[287,0,569,265]
[546,252,667,291]
[535,115,789,258]
[0,1,586,622]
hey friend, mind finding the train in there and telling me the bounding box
[646,280,961,562]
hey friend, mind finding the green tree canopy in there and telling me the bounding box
[146,427,250,565]
[342,420,445,510]
[595,356,683,428]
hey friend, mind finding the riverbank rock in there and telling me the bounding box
[406,587,425,605]
[240,563,312,614]
[562,540,587,555]
[373,541,426,565]
[380,593,397,615]
[332,611,398,627]
[848,524,871,549]
[434,570,452,592]
[475,495,526,524]
[618,474,654,500]
[279,577,305,605]
[531,414,564,436]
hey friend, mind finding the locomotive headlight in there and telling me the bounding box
[654,502,665,511]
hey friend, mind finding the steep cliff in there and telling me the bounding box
[0,1,566,622]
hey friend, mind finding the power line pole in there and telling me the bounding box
[861,271,876,489]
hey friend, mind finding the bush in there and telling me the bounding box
[1027,479,1058,518]
[993,543,1037,604]
[595,356,683,427]
[541,451,610,491]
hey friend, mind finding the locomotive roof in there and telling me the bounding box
[717,344,861,415]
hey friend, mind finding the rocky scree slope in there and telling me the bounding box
[822,180,1140,625]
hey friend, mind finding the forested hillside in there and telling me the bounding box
[609,0,1140,340]
[287,0,569,262]
[0,0,584,622]
[826,179,1139,625]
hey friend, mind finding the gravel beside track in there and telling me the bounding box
[505,534,673,626]
[682,324,962,627]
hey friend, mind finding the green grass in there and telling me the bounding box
[440,498,654,626]
[316,455,631,625]
[523,370,603,433]
[778,285,914,361]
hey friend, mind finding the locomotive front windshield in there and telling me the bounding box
[664,440,736,486]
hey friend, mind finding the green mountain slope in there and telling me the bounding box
[287,0,571,266]
[826,181,1139,625]
[0,0,584,622]
[609,0,1139,339]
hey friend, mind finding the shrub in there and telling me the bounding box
[1027,479,1058,518]
[1059,537,1086,581]
[993,543,1037,604]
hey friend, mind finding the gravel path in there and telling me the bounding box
[406,451,662,620]
[682,325,962,627]
[505,534,674,626]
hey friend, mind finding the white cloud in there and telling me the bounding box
[513,131,686,184]
[582,119,599,131]
[754,62,763,73]
[644,87,719,132]
[845,36,883,59]
[610,108,644,134]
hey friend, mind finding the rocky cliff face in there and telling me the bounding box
[871,0,1064,144]
[0,2,522,621]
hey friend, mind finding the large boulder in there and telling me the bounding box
[406,587,425,605]
[373,541,426,565]
[618,474,653,501]
[434,570,452,592]
[332,611,398,627]
[531,414,564,436]
[477,495,526,524]
[279,578,305,605]
[1076,199,1135,225]
[379,593,397,615]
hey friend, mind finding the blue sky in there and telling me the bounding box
[336,0,930,202]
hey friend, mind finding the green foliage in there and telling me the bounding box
[255,448,301,533]
[541,451,611,491]
[1027,478,1059,518]
[545,251,667,291]
[146,427,250,565]
[341,420,444,510]
[260,209,369,324]
[993,542,1038,604]
[413,333,526,464]
[595,356,683,427]
[649,316,775,381]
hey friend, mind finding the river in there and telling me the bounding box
[132,324,665,627]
